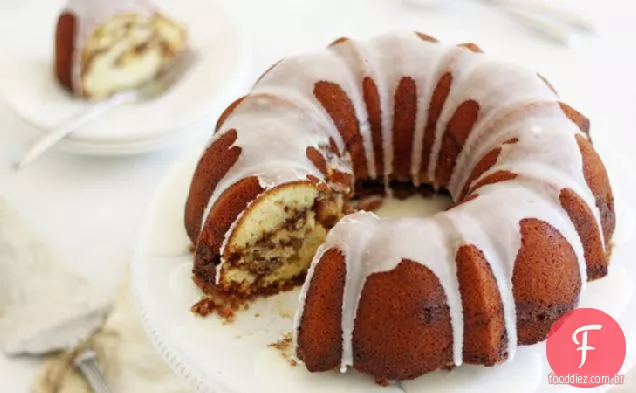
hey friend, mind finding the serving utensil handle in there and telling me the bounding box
[74,350,113,393]
[14,92,134,171]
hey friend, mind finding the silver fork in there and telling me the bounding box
[403,0,596,46]
[74,349,113,393]
[14,50,198,171]
[483,0,596,45]
[509,1,595,33]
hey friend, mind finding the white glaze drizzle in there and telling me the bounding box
[63,0,157,92]
[328,40,377,179]
[199,91,339,231]
[199,86,353,281]
[325,212,379,371]
[291,211,464,370]
[444,59,563,197]
[362,33,449,186]
[448,99,557,198]
[193,32,606,372]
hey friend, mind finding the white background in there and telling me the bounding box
[0,0,634,391]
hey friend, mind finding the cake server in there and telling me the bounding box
[4,310,114,393]
[0,197,114,391]
[14,50,197,172]
[2,307,111,357]
[75,349,113,393]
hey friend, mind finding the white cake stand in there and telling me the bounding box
[131,139,636,393]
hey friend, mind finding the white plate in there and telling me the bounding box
[0,0,250,155]
[131,142,636,393]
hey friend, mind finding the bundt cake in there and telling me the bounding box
[184,32,614,382]
[54,0,187,99]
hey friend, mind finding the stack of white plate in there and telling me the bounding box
[0,0,250,156]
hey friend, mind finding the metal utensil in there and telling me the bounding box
[3,305,114,393]
[3,306,113,393]
[75,349,113,393]
[490,0,595,33]
[401,0,596,46]
[14,50,197,171]
[3,306,111,357]
[501,6,578,45]
[484,0,596,45]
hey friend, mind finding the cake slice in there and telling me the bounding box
[55,0,187,99]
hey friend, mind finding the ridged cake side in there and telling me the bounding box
[183,31,614,382]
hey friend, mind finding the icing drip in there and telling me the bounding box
[328,40,378,179]
[195,32,606,374]
[292,211,465,369]
[199,91,341,231]
[326,212,379,371]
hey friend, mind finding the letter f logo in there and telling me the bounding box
[572,324,602,368]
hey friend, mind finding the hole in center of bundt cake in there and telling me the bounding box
[353,179,453,219]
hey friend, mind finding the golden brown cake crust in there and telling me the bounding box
[421,72,452,178]
[456,244,507,366]
[54,12,76,92]
[415,32,438,43]
[576,134,615,244]
[184,32,616,384]
[560,188,607,280]
[435,99,480,188]
[314,81,368,179]
[561,102,591,140]
[392,77,417,180]
[513,218,581,345]
[467,170,518,196]
[306,146,327,176]
[193,176,264,286]
[457,42,483,53]
[296,249,346,372]
[185,129,242,243]
[215,97,246,133]
[352,260,453,383]
[460,138,518,199]
[362,77,384,177]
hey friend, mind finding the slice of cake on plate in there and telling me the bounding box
[54,0,187,99]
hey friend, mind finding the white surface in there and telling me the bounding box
[0,198,111,356]
[1,0,636,391]
[0,0,249,155]
[131,147,636,393]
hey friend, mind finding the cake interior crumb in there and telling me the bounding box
[268,332,297,367]
[190,289,252,323]
[278,310,293,319]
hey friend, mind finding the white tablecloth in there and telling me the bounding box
[0,0,635,391]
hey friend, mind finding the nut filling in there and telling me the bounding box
[224,191,348,285]
[228,209,318,277]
